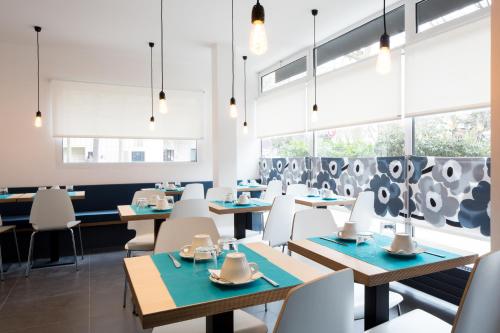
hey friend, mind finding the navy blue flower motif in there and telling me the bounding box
[487,158,491,178]
[369,174,404,217]
[408,156,428,184]
[301,170,312,188]
[313,171,337,193]
[272,158,287,173]
[458,181,491,236]
[267,169,282,183]
[377,157,405,183]
[321,158,345,179]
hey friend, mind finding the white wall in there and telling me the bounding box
[491,1,500,251]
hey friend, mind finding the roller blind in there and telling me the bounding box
[51,80,205,139]
[256,83,307,138]
[405,17,490,116]
[308,52,402,130]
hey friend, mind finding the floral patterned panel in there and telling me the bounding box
[259,156,491,236]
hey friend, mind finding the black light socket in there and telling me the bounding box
[243,55,247,60]
[380,33,390,49]
[230,97,236,105]
[251,0,265,24]
[313,104,318,112]
[36,110,42,117]
[311,9,318,16]
[159,90,166,100]
[34,26,41,32]
[150,115,155,122]
[243,121,248,127]
[149,42,154,48]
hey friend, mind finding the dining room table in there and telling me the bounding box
[287,233,478,330]
[118,204,172,237]
[0,191,86,203]
[208,199,273,239]
[141,187,185,200]
[236,184,267,193]
[294,195,357,208]
[124,242,324,332]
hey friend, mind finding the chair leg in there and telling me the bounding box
[12,229,21,266]
[123,250,132,308]
[25,231,37,277]
[77,224,84,260]
[264,303,268,312]
[69,228,78,271]
[397,304,402,316]
[0,245,4,281]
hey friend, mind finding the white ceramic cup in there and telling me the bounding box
[181,234,214,256]
[237,194,250,204]
[156,198,168,210]
[225,192,234,203]
[148,195,159,206]
[390,233,418,253]
[322,189,334,198]
[338,221,358,239]
[220,252,259,283]
[51,185,60,189]
[250,179,258,185]
[308,188,319,196]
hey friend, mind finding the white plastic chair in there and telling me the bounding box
[180,183,205,200]
[25,189,83,276]
[367,251,500,333]
[151,217,266,333]
[349,191,376,232]
[206,187,235,201]
[285,184,308,197]
[291,209,403,320]
[274,269,355,333]
[170,199,210,219]
[262,195,295,248]
[0,215,21,281]
[262,180,283,203]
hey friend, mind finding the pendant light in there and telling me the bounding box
[242,55,248,134]
[34,26,42,128]
[229,0,238,118]
[249,0,268,55]
[311,9,319,123]
[158,0,168,114]
[376,0,391,75]
[148,42,156,131]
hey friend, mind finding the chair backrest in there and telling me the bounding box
[452,251,500,333]
[349,191,375,232]
[286,184,308,198]
[180,183,205,200]
[263,180,283,203]
[206,187,235,201]
[170,199,210,219]
[128,190,165,233]
[263,195,295,247]
[274,269,354,333]
[29,189,76,230]
[131,189,165,204]
[291,209,338,240]
[154,217,220,254]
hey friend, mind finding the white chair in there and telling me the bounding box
[274,269,355,333]
[349,191,376,231]
[206,187,236,201]
[290,209,403,320]
[170,199,210,219]
[285,184,308,197]
[262,180,283,203]
[367,251,500,333]
[0,215,21,281]
[151,217,266,333]
[180,183,205,200]
[262,195,295,248]
[206,187,236,237]
[25,189,83,277]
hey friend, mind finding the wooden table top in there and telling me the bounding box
[208,199,272,215]
[118,205,171,222]
[0,191,85,203]
[124,242,324,329]
[141,188,184,196]
[295,196,356,207]
[237,185,267,192]
[0,194,24,203]
[288,239,477,287]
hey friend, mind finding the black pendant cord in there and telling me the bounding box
[231,0,235,98]
[36,28,40,112]
[160,0,164,92]
[150,43,154,119]
[243,56,247,123]
[383,0,387,34]
[312,10,318,108]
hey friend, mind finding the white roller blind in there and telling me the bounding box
[51,80,205,139]
[256,83,307,138]
[308,52,402,130]
[405,17,490,116]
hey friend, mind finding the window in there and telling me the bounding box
[316,6,405,75]
[416,0,491,33]
[63,138,197,163]
[261,57,307,93]
[315,120,405,158]
[261,133,313,158]
[414,109,490,157]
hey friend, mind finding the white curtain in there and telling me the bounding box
[51,80,205,139]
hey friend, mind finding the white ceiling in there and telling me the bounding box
[0,0,398,73]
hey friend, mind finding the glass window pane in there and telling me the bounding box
[261,57,307,92]
[315,121,405,157]
[414,109,490,157]
[261,133,313,157]
[416,0,491,33]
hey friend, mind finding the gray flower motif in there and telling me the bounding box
[321,158,345,179]
[377,157,405,183]
[432,158,476,195]
[272,158,287,174]
[301,170,312,188]
[338,172,361,198]
[415,176,459,227]
[289,158,306,180]
[310,157,322,177]
[347,158,377,186]
[313,171,337,193]
[369,174,404,217]
[458,181,490,236]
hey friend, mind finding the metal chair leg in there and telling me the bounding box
[0,245,4,281]
[25,231,37,277]
[397,304,402,316]
[77,224,84,260]
[69,228,78,271]
[123,250,131,308]
[12,228,21,266]
[264,303,268,312]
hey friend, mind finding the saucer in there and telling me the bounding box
[234,201,251,206]
[322,197,337,201]
[335,232,357,241]
[208,269,263,286]
[307,194,319,197]
[382,246,425,257]
[179,246,221,260]
[150,205,170,212]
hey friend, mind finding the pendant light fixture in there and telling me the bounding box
[158,0,168,114]
[148,42,156,131]
[249,0,268,55]
[34,26,42,128]
[229,0,238,118]
[376,0,391,75]
[242,55,248,134]
[311,9,319,123]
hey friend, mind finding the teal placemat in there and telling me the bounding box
[131,205,172,215]
[151,244,303,307]
[0,194,12,199]
[300,196,340,202]
[211,200,271,209]
[309,234,461,271]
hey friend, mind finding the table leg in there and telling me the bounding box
[154,219,164,239]
[364,284,390,330]
[49,231,60,262]
[233,213,250,239]
[206,311,234,333]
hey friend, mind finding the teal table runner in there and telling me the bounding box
[131,205,172,215]
[0,194,12,199]
[300,196,341,202]
[309,234,461,271]
[68,191,79,197]
[151,244,303,307]
[211,200,271,210]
